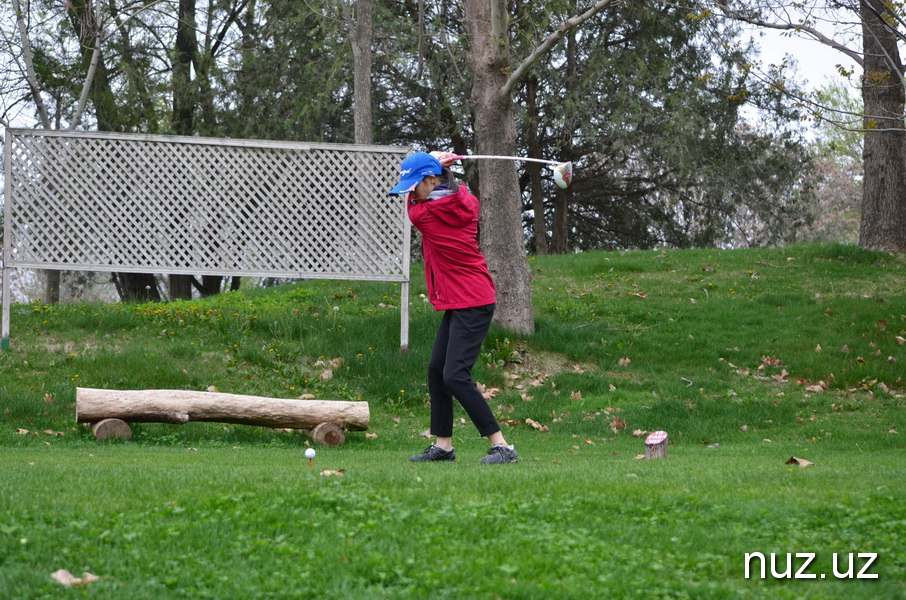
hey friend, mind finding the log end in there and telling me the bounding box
[311,422,345,446]
[90,418,133,441]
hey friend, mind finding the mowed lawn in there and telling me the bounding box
[1,243,904,598]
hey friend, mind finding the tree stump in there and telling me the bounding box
[310,422,345,446]
[644,430,668,459]
[90,418,133,441]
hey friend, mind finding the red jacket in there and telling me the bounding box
[408,185,497,310]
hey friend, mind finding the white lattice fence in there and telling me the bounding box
[2,130,411,350]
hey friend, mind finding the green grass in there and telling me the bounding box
[1,243,905,599]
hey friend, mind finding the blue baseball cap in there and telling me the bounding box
[388,152,443,195]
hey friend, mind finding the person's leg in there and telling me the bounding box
[442,304,502,439]
[428,310,455,446]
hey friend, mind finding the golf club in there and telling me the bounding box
[450,154,573,189]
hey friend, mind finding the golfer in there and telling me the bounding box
[389,151,518,464]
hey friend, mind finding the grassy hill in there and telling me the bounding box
[1,243,904,598]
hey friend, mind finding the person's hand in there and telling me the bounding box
[429,151,458,168]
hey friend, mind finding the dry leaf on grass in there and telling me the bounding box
[761,355,782,367]
[365,433,378,439]
[51,570,99,587]
[618,357,632,366]
[477,382,500,400]
[313,357,344,370]
[320,469,345,477]
[525,418,549,432]
[609,416,627,433]
[785,456,814,468]
[805,381,828,393]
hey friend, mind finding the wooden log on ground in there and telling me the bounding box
[644,430,668,459]
[76,388,370,431]
[90,418,133,441]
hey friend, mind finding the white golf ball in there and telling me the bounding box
[305,448,316,459]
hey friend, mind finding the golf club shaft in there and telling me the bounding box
[452,154,561,167]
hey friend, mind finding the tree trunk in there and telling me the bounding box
[70,0,166,301]
[349,0,374,145]
[170,0,196,298]
[859,0,906,251]
[525,75,549,255]
[463,0,535,335]
[169,275,193,300]
[200,276,223,296]
[551,32,579,255]
[76,387,370,431]
[44,271,61,304]
[67,0,118,131]
[173,0,197,134]
[551,189,570,253]
[644,431,668,459]
[113,273,161,301]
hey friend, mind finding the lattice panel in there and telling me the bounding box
[4,131,410,281]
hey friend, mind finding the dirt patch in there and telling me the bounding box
[38,337,116,354]
[498,346,596,390]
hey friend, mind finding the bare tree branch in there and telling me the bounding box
[69,0,105,130]
[711,1,865,67]
[11,0,52,128]
[501,0,618,96]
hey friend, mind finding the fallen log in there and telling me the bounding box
[76,387,370,432]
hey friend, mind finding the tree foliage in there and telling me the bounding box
[707,0,906,252]
[2,0,826,303]
[505,1,814,250]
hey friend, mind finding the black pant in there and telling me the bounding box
[428,303,500,438]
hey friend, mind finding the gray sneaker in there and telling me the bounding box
[479,444,519,464]
[409,444,456,462]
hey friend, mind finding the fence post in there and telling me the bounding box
[2,129,12,351]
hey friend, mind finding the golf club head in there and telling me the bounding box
[553,162,573,189]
